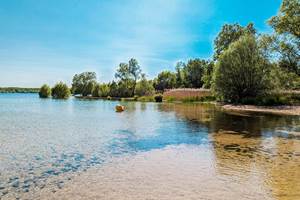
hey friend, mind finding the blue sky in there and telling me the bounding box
[0,0,282,87]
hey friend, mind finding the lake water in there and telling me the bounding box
[0,93,299,200]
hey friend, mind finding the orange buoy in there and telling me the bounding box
[115,104,125,112]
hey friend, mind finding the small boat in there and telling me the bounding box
[115,104,125,112]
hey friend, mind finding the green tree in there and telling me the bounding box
[202,61,214,89]
[92,83,110,97]
[52,82,71,99]
[39,84,51,98]
[71,72,97,96]
[115,58,142,97]
[153,71,176,91]
[212,35,274,102]
[175,61,186,88]
[214,23,256,60]
[183,59,208,88]
[266,0,300,75]
[135,74,155,96]
[108,81,119,97]
[268,0,300,38]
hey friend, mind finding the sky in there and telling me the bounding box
[0,0,282,87]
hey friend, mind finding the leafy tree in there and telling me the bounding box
[268,0,300,38]
[115,58,142,97]
[39,84,51,98]
[202,61,214,89]
[92,83,110,97]
[214,23,256,60]
[135,74,155,96]
[108,81,119,97]
[265,0,300,75]
[183,59,208,88]
[71,72,97,96]
[52,82,71,99]
[153,71,176,91]
[212,35,274,102]
[175,61,186,88]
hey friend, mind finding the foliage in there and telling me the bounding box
[266,0,300,75]
[92,83,110,97]
[202,61,214,89]
[51,82,71,99]
[71,72,97,96]
[175,61,186,88]
[107,81,119,97]
[135,74,155,96]
[39,84,51,98]
[0,87,39,93]
[115,58,142,97]
[137,95,155,102]
[184,59,209,88]
[153,71,176,91]
[268,0,300,38]
[214,23,256,60]
[212,35,274,102]
[154,94,163,102]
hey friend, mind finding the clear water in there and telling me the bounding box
[0,93,299,199]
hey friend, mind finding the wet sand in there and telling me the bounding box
[24,132,300,200]
[222,105,300,116]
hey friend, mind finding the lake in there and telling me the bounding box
[0,93,299,200]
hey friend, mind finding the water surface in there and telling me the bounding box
[0,94,299,199]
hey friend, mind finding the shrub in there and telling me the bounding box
[137,96,155,102]
[154,94,163,102]
[39,84,51,98]
[135,74,155,96]
[92,83,101,97]
[51,82,71,99]
[212,35,274,102]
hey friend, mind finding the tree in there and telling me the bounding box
[39,84,51,98]
[268,0,300,38]
[92,83,110,97]
[266,0,300,75]
[52,82,71,99]
[202,61,214,89]
[108,81,119,97]
[175,61,186,88]
[115,58,142,97]
[153,71,176,91]
[135,74,155,96]
[212,35,274,102]
[214,23,256,60]
[183,59,208,88]
[71,72,97,96]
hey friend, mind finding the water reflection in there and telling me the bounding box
[158,103,300,200]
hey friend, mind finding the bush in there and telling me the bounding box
[52,82,71,99]
[212,35,274,102]
[92,84,101,97]
[135,75,155,96]
[39,84,51,98]
[154,94,163,102]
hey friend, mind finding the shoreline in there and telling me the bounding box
[222,104,300,116]
[75,95,300,116]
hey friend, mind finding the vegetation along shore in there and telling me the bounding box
[5,0,300,115]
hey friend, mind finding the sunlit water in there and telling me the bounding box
[0,93,299,200]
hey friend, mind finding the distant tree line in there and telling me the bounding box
[0,87,39,93]
[39,0,299,103]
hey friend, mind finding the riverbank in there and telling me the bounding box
[222,104,300,116]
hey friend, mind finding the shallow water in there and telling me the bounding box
[0,94,299,199]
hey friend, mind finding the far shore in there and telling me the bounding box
[222,104,300,116]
